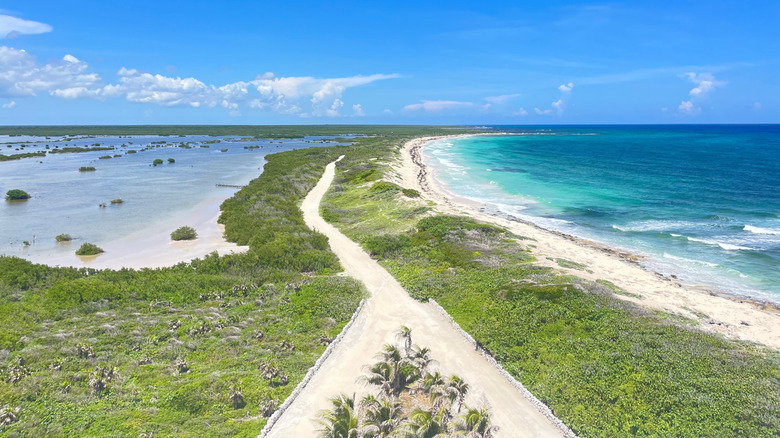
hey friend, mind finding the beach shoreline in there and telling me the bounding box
[16,195,248,270]
[394,135,780,350]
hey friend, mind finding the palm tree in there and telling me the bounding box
[403,406,448,438]
[362,344,421,397]
[318,393,360,438]
[452,405,499,438]
[396,326,413,357]
[412,346,436,374]
[445,375,469,413]
[360,394,403,437]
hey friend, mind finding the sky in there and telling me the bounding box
[0,1,778,125]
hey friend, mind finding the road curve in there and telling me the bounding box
[264,156,567,437]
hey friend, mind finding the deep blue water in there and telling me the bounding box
[426,125,780,300]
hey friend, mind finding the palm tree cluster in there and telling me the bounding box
[317,326,499,438]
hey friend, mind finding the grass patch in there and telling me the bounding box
[555,258,587,270]
[596,279,643,299]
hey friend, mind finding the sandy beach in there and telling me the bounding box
[24,196,248,270]
[393,136,780,350]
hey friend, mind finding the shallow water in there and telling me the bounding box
[426,126,780,301]
[0,134,336,264]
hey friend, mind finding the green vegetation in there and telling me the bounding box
[318,327,496,437]
[75,242,104,256]
[5,189,30,201]
[170,226,197,241]
[55,234,72,243]
[0,151,46,161]
[110,199,124,205]
[152,158,164,166]
[322,138,780,437]
[98,155,111,160]
[554,257,587,270]
[78,166,96,172]
[402,188,420,198]
[49,147,114,154]
[167,158,175,163]
[126,149,137,154]
[0,135,377,436]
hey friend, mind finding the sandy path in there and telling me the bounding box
[392,136,780,350]
[265,157,567,437]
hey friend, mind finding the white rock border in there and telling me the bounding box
[429,299,579,438]
[258,298,366,438]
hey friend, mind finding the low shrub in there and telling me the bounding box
[79,166,96,172]
[402,188,421,198]
[168,158,175,163]
[153,159,164,166]
[110,199,124,205]
[171,226,198,241]
[370,181,400,194]
[55,234,72,242]
[5,189,30,201]
[75,242,104,255]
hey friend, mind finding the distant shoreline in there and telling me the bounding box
[396,135,780,349]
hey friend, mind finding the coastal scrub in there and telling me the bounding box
[5,189,30,201]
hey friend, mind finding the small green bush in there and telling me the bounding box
[402,188,421,198]
[75,242,103,255]
[370,181,400,194]
[55,234,72,242]
[153,159,164,166]
[98,155,111,159]
[5,189,30,201]
[110,198,124,205]
[168,158,175,163]
[79,166,96,172]
[171,226,197,241]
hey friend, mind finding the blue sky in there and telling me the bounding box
[0,1,778,124]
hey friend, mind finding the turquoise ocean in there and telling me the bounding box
[425,126,780,301]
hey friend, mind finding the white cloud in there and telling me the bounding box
[383,108,393,115]
[0,46,398,117]
[402,100,473,113]
[558,82,574,93]
[0,47,102,97]
[677,72,724,115]
[678,100,700,115]
[536,83,573,116]
[2,100,15,108]
[484,93,521,104]
[0,15,52,38]
[352,103,365,116]
[512,108,528,116]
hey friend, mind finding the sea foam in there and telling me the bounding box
[744,225,780,235]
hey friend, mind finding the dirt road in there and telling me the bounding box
[264,157,569,437]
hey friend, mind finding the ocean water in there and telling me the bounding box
[426,125,780,301]
[0,134,339,261]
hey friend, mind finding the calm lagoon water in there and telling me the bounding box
[0,134,337,262]
[426,125,780,301]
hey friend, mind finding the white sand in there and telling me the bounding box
[28,196,247,270]
[392,136,780,350]
[266,157,569,437]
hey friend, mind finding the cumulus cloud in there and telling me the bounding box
[0,47,102,97]
[535,83,574,116]
[0,15,52,38]
[678,100,700,115]
[513,108,528,116]
[2,100,15,108]
[0,46,398,117]
[677,72,724,115]
[352,103,365,116]
[402,100,473,113]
